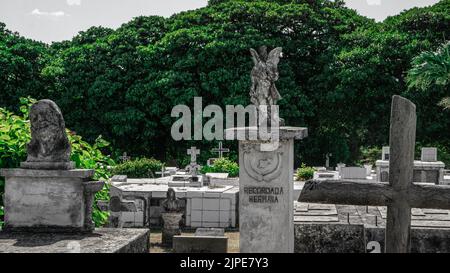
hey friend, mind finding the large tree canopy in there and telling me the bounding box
[0,0,449,166]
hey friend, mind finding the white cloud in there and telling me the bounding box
[67,0,82,6]
[366,0,381,5]
[30,9,67,17]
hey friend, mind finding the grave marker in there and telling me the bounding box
[299,96,450,253]
[211,141,230,158]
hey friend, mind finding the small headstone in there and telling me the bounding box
[421,147,437,162]
[382,146,390,161]
[173,228,228,253]
[340,167,367,179]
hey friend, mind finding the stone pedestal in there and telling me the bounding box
[0,168,103,232]
[0,228,150,253]
[226,127,307,253]
[161,212,183,246]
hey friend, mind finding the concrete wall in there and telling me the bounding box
[294,224,450,253]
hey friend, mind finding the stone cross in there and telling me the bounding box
[211,142,230,158]
[299,95,450,253]
[119,152,131,163]
[187,147,200,163]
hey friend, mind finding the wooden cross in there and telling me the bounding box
[119,152,131,163]
[299,95,450,253]
[211,141,230,158]
[187,146,200,163]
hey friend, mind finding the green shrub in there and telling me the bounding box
[200,157,239,177]
[359,146,382,166]
[112,157,164,178]
[295,164,316,181]
[0,97,115,228]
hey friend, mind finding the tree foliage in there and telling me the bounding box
[0,0,449,168]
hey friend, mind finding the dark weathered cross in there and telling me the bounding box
[211,141,230,158]
[299,95,450,253]
[187,146,200,163]
[119,152,131,162]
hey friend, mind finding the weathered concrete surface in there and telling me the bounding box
[173,235,228,253]
[161,212,183,246]
[366,227,450,253]
[0,228,150,253]
[295,224,450,253]
[1,168,98,232]
[294,224,365,253]
[238,139,295,253]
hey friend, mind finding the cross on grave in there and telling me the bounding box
[298,95,450,253]
[211,141,230,158]
[187,147,200,163]
[119,152,131,163]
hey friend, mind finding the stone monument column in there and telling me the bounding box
[224,46,308,252]
[226,127,307,253]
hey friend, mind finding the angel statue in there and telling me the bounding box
[249,46,283,127]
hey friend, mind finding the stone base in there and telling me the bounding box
[20,161,75,170]
[0,168,97,231]
[161,212,183,246]
[0,228,150,253]
[173,235,228,253]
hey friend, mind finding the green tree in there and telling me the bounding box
[407,42,450,109]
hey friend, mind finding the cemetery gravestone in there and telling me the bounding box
[421,147,437,162]
[299,95,450,253]
[0,99,150,252]
[173,228,228,253]
[340,167,367,180]
[211,141,230,158]
[225,46,308,253]
[1,100,104,232]
[382,146,390,161]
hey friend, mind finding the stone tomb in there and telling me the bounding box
[173,228,228,253]
[1,100,103,232]
[0,99,149,253]
[107,177,238,228]
[376,147,445,184]
[1,169,99,231]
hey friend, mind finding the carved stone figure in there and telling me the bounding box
[161,188,183,213]
[21,99,74,170]
[249,46,283,126]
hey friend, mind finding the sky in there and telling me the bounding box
[0,0,442,44]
